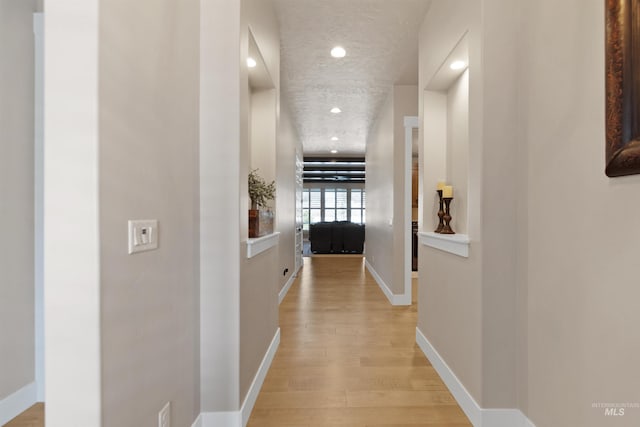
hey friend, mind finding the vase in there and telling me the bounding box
[249,209,274,238]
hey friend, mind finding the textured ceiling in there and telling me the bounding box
[274,0,431,156]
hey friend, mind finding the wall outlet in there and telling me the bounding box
[158,402,170,427]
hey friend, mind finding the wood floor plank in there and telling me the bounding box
[249,406,469,426]
[4,403,44,427]
[255,391,348,409]
[247,257,470,426]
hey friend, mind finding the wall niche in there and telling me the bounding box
[422,33,469,236]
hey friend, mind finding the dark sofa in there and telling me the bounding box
[309,221,365,254]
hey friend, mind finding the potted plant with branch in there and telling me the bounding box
[248,169,276,237]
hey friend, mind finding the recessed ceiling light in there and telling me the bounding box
[331,46,346,58]
[331,137,339,141]
[330,150,338,154]
[331,107,342,114]
[450,60,466,70]
[247,57,257,68]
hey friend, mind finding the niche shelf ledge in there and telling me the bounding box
[246,232,280,258]
[418,231,470,258]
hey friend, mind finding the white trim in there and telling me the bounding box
[415,327,480,425]
[403,116,418,310]
[404,116,419,128]
[241,328,280,426]
[33,11,45,403]
[483,409,534,427]
[194,328,280,427]
[419,231,470,258]
[279,264,300,305]
[0,382,37,426]
[246,232,280,258]
[44,1,102,424]
[415,328,535,427]
[365,260,411,306]
[195,411,242,427]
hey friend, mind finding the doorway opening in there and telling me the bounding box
[404,116,419,302]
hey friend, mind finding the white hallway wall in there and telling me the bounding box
[417,0,484,406]
[239,0,282,410]
[366,85,418,302]
[0,0,38,421]
[391,85,418,299]
[29,0,294,426]
[521,0,640,425]
[417,0,640,426]
[45,0,290,425]
[366,91,395,295]
[44,0,102,424]
[45,0,201,426]
[417,0,523,420]
[98,0,201,425]
[277,99,302,293]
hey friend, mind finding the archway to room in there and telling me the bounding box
[404,117,419,304]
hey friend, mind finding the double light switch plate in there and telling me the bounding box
[128,219,159,254]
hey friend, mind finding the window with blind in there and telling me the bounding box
[302,188,365,230]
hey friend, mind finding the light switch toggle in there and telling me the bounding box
[128,220,159,254]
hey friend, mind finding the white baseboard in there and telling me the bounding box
[415,327,481,425]
[0,382,37,425]
[193,411,241,427]
[241,327,280,426]
[395,291,411,305]
[364,260,410,306]
[483,408,532,427]
[279,265,300,305]
[195,328,280,427]
[415,328,535,427]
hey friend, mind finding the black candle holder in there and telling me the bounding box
[440,197,455,234]
[435,190,445,233]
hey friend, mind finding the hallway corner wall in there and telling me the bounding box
[417,0,483,405]
[478,0,521,409]
[239,0,281,410]
[392,85,418,300]
[365,92,395,299]
[44,0,102,424]
[417,0,523,411]
[98,0,201,425]
[277,99,301,293]
[366,85,418,303]
[200,0,242,414]
[419,0,640,424]
[520,0,640,425]
[0,0,38,417]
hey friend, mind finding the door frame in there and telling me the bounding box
[403,116,419,303]
[33,11,44,402]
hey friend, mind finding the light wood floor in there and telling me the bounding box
[248,256,470,426]
[4,403,43,427]
[6,258,468,427]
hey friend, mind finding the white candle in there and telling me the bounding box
[442,185,453,198]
